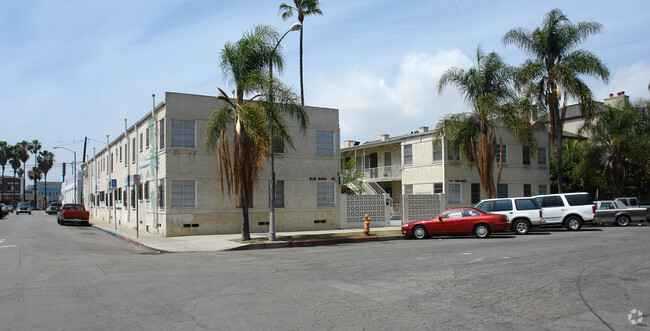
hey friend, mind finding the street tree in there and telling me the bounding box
[503,8,609,193]
[16,141,30,201]
[279,0,323,105]
[28,166,42,207]
[436,46,537,198]
[37,151,55,206]
[0,141,8,201]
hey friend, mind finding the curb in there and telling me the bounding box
[93,225,167,253]
[228,235,405,251]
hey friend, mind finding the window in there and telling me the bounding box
[433,182,443,194]
[271,180,285,208]
[146,127,150,149]
[447,142,460,161]
[158,179,165,208]
[494,199,513,211]
[139,133,143,151]
[110,153,113,173]
[119,146,122,163]
[497,183,508,198]
[316,182,335,206]
[404,184,413,195]
[539,195,564,208]
[471,183,481,204]
[538,148,547,165]
[171,120,196,148]
[433,141,442,162]
[523,184,531,197]
[565,193,593,206]
[538,184,548,195]
[171,180,195,208]
[316,130,334,155]
[601,202,614,210]
[448,183,461,204]
[132,138,136,163]
[403,144,412,165]
[159,119,165,150]
[138,183,143,201]
[144,181,150,201]
[515,199,539,210]
[496,145,507,164]
[123,190,128,208]
[441,209,463,219]
[522,146,530,165]
[131,188,136,207]
[272,137,284,154]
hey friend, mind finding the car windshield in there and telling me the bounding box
[18,202,30,207]
[64,204,84,211]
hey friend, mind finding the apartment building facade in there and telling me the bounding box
[82,92,340,237]
[342,125,550,211]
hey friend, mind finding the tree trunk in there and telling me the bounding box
[240,194,251,241]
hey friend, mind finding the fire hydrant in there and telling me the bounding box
[363,214,371,235]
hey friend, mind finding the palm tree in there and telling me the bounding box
[503,8,609,193]
[574,101,650,197]
[208,25,308,240]
[436,46,536,198]
[28,167,42,208]
[0,141,8,202]
[28,140,42,205]
[9,146,21,203]
[16,141,30,201]
[279,0,323,105]
[38,151,55,207]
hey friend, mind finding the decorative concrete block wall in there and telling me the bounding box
[340,194,390,229]
[403,194,445,223]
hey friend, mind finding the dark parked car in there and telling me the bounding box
[46,202,63,215]
[402,207,510,239]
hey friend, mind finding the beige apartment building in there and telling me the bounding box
[342,125,550,211]
[82,92,340,237]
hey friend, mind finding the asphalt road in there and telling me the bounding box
[1,211,648,330]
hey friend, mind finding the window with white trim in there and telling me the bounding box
[316,182,335,206]
[171,180,195,208]
[496,144,507,164]
[171,120,196,148]
[403,144,412,165]
[433,141,442,162]
[447,142,460,161]
[404,184,413,195]
[448,183,461,204]
[316,130,334,155]
[538,148,547,165]
[433,182,443,194]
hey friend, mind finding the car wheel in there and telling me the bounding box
[615,215,630,227]
[564,216,583,231]
[412,225,428,239]
[512,220,530,235]
[474,224,491,238]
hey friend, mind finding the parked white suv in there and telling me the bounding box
[476,197,542,235]
[533,192,595,231]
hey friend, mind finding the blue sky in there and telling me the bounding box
[2,0,649,178]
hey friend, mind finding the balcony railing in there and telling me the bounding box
[363,165,402,181]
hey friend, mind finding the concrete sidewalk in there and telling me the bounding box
[91,220,404,253]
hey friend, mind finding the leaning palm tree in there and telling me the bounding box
[28,166,42,208]
[279,0,323,105]
[503,8,609,193]
[436,46,537,198]
[16,141,30,201]
[38,151,55,207]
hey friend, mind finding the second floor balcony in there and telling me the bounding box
[363,165,402,181]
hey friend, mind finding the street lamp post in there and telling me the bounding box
[268,22,302,242]
[53,147,77,204]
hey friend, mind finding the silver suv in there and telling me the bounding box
[476,197,542,235]
[533,192,595,231]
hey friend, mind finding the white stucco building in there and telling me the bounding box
[342,124,551,212]
[82,92,340,237]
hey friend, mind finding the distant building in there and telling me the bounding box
[1,176,23,205]
[82,92,340,237]
[342,125,550,212]
[25,181,62,208]
[562,91,628,140]
[61,171,82,205]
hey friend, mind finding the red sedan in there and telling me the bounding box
[402,207,510,239]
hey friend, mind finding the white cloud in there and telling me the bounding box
[311,49,472,143]
[597,60,650,101]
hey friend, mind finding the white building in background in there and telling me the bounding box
[82,92,341,237]
[61,171,82,204]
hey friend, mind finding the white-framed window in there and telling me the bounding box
[159,119,165,150]
[538,184,548,195]
[496,144,507,164]
[316,182,335,206]
[171,180,196,208]
[433,141,442,162]
[146,127,150,149]
[132,138,136,163]
[448,183,461,204]
[538,148,547,165]
[433,182,443,194]
[171,119,196,148]
[447,142,460,161]
[272,180,285,208]
[403,144,413,165]
[139,133,143,151]
[316,130,334,155]
[404,184,413,195]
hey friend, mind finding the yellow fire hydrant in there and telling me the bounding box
[363,214,371,235]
